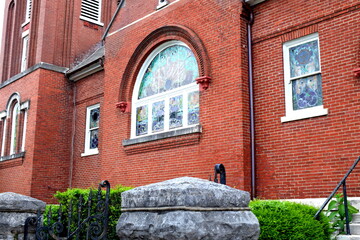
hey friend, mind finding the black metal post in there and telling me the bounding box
[214,164,226,185]
[343,180,351,235]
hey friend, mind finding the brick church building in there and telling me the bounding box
[0,0,359,203]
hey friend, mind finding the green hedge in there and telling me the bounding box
[45,185,132,239]
[250,200,332,240]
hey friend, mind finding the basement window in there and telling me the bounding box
[281,33,328,122]
[82,104,100,157]
[80,0,103,26]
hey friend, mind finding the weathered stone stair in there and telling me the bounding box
[337,200,360,240]
[282,197,360,240]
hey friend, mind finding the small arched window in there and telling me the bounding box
[0,93,29,159]
[131,41,200,138]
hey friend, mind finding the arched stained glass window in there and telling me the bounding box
[131,41,200,138]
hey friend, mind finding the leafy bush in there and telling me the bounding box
[326,194,359,235]
[250,200,332,240]
[45,185,132,239]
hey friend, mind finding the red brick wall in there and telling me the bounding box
[252,0,360,199]
[70,72,104,188]
[95,0,252,191]
[0,70,40,197]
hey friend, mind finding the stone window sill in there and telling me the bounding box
[0,152,25,169]
[123,125,201,155]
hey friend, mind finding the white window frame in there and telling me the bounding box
[281,33,328,122]
[21,30,29,72]
[80,0,104,26]
[0,112,6,157]
[82,104,100,157]
[9,103,20,155]
[131,41,200,139]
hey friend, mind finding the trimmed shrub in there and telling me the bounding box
[250,200,331,240]
[44,185,132,239]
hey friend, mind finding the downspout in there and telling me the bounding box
[69,84,76,188]
[101,0,125,42]
[243,1,256,199]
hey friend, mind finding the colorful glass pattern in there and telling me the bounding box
[138,45,199,99]
[292,74,322,110]
[136,105,148,136]
[90,129,98,149]
[90,108,100,129]
[169,95,183,129]
[289,40,320,78]
[188,91,199,125]
[152,101,165,132]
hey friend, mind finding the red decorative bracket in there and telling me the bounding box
[116,102,131,113]
[353,68,360,78]
[196,76,212,91]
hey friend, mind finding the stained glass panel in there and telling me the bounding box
[90,129,98,149]
[292,74,322,110]
[138,45,199,99]
[136,105,148,136]
[169,95,183,129]
[90,108,100,129]
[188,91,199,125]
[289,40,320,78]
[152,101,165,132]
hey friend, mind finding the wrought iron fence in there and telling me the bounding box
[24,180,110,240]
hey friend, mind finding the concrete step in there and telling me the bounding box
[350,224,360,235]
[337,235,360,240]
[352,213,360,223]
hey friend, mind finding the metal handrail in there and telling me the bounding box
[314,156,360,235]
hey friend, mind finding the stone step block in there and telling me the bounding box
[350,224,360,235]
[337,235,360,240]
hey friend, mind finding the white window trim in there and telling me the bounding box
[20,101,29,152]
[9,103,20,155]
[131,40,200,139]
[81,104,100,157]
[0,114,6,157]
[21,30,29,72]
[80,0,104,26]
[281,33,328,123]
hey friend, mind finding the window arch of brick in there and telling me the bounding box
[118,24,211,103]
[0,93,29,159]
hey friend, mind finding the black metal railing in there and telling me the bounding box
[314,156,360,235]
[214,164,226,185]
[24,180,110,240]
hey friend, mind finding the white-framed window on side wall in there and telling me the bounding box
[281,33,328,122]
[21,30,29,72]
[80,0,103,26]
[0,93,29,159]
[82,104,100,157]
[131,40,200,139]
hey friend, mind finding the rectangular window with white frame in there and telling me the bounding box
[82,104,100,157]
[21,30,29,72]
[281,33,328,122]
[80,0,103,26]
